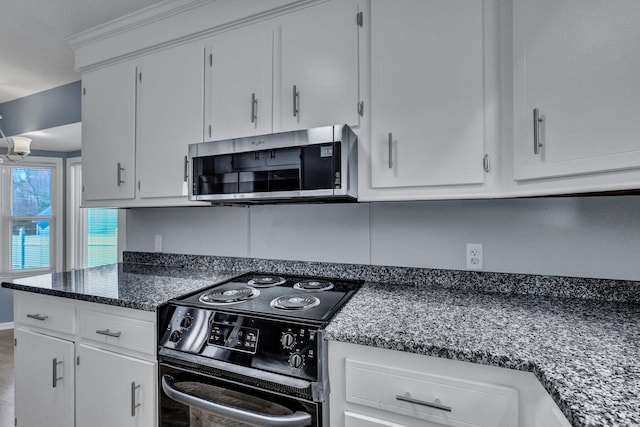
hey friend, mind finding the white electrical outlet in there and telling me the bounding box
[154,234,163,252]
[466,243,483,270]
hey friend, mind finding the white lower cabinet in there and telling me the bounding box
[14,328,75,427]
[13,291,157,427]
[76,345,156,427]
[329,341,571,427]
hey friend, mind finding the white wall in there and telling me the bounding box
[126,196,640,281]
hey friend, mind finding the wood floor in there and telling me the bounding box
[0,329,14,427]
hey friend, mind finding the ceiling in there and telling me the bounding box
[0,0,165,151]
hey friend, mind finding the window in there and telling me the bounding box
[67,160,120,269]
[11,167,52,269]
[1,158,62,275]
[86,208,118,267]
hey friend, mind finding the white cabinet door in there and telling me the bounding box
[204,22,273,141]
[76,344,156,427]
[14,328,74,427]
[345,412,408,427]
[136,42,204,200]
[370,0,485,189]
[513,0,640,181]
[81,62,137,202]
[276,0,361,132]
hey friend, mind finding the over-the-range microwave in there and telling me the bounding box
[188,124,357,203]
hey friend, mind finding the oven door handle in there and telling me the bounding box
[161,375,312,427]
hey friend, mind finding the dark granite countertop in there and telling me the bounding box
[4,252,639,427]
[325,282,640,427]
[1,263,238,311]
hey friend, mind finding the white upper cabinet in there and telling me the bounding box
[275,0,361,132]
[204,22,274,141]
[513,0,640,183]
[369,0,487,191]
[81,62,137,203]
[136,42,204,200]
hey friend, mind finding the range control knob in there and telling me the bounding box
[289,352,304,369]
[281,332,296,349]
[169,330,182,343]
[180,316,193,329]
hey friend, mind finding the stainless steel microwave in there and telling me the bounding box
[188,124,357,203]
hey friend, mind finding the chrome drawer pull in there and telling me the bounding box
[292,85,300,117]
[95,329,122,338]
[117,162,125,186]
[251,92,258,123]
[396,394,452,412]
[26,313,48,321]
[388,132,393,168]
[533,108,544,154]
[131,381,141,417]
[52,358,63,388]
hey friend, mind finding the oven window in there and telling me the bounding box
[160,364,319,427]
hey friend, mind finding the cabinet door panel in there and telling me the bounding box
[345,411,408,427]
[76,344,156,427]
[513,0,640,180]
[136,42,204,199]
[277,0,360,131]
[205,23,273,141]
[14,328,74,427]
[370,0,485,189]
[82,62,137,201]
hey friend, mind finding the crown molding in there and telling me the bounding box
[68,0,326,72]
[67,0,214,49]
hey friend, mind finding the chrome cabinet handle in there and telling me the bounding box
[95,329,122,338]
[131,381,141,417]
[388,132,393,169]
[251,93,258,123]
[117,162,125,186]
[162,375,311,427]
[183,155,188,182]
[533,108,544,155]
[396,394,452,412]
[52,358,63,388]
[292,85,300,117]
[26,313,48,321]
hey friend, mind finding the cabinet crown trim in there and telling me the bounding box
[67,0,211,49]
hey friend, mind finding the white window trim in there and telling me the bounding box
[0,156,63,278]
[66,156,84,270]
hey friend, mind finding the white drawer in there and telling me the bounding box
[346,359,518,427]
[79,308,155,356]
[14,291,75,335]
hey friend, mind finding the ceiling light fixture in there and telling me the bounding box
[0,115,31,163]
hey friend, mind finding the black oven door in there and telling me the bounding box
[159,363,318,427]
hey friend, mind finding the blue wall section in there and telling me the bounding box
[0,81,81,135]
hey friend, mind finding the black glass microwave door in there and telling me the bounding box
[301,144,337,190]
[194,155,236,195]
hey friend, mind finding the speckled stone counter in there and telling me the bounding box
[4,252,639,426]
[325,282,640,427]
[1,263,238,311]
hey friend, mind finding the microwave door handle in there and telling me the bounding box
[161,375,312,427]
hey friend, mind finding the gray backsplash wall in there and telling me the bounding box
[126,196,640,281]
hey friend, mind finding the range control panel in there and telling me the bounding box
[159,305,322,381]
[208,322,259,353]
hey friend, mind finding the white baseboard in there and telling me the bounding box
[0,322,14,330]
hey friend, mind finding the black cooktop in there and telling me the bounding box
[173,273,361,323]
